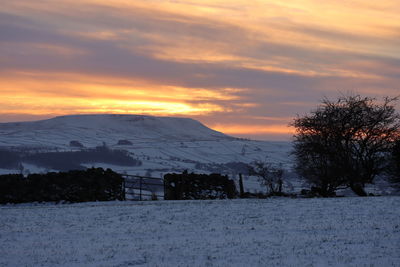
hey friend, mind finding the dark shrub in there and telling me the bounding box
[0,174,27,203]
[0,168,124,204]
[164,171,237,200]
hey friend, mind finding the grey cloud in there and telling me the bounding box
[0,13,322,91]
[1,3,399,141]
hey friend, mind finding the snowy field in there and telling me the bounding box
[1,197,399,266]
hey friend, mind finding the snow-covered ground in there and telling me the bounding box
[1,197,399,266]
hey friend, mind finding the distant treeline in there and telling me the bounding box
[0,146,142,171]
[0,168,124,204]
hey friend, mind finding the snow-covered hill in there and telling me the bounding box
[0,114,293,183]
[0,114,230,147]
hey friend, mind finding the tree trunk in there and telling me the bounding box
[350,183,367,196]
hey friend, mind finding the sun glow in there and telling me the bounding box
[212,124,294,135]
[0,71,232,116]
[1,0,399,139]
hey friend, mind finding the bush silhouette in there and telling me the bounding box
[0,168,124,204]
[292,95,400,196]
[164,171,237,200]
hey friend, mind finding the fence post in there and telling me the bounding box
[239,173,244,197]
[122,177,126,201]
[163,177,166,200]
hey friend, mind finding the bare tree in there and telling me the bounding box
[249,160,284,195]
[292,95,400,196]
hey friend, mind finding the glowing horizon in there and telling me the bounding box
[1,0,399,140]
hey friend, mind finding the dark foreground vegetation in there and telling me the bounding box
[164,171,237,200]
[292,95,400,197]
[0,168,124,204]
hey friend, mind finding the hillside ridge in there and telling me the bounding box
[0,114,293,180]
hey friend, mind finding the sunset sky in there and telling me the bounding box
[1,0,399,140]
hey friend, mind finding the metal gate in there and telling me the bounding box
[122,175,164,200]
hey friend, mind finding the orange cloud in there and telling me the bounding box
[212,124,294,135]
[0,71,236,116]
[1,0,399,140]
